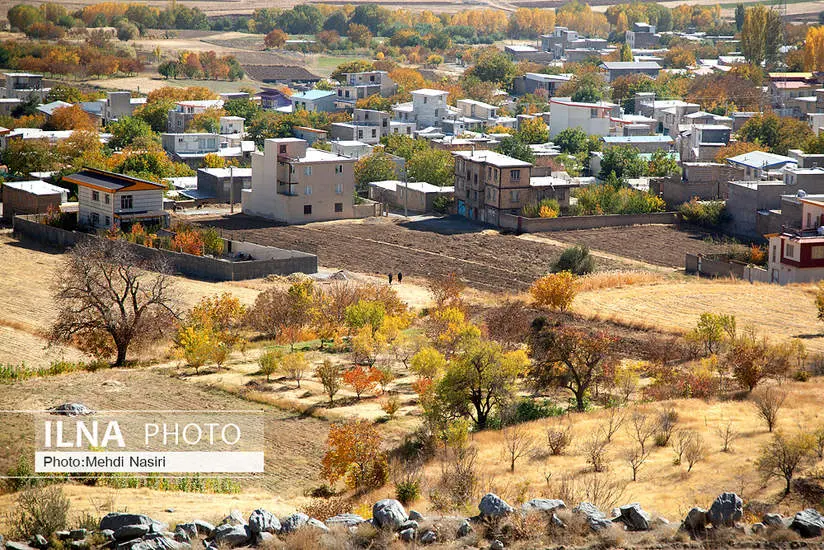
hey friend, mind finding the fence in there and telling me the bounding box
[498,211,679,233]
[685,253,770,283]
[12,214,317,281]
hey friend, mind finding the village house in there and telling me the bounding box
[504,45,554,64]
[678,124,731,163]
[161,133,251,169]
[64,168,169,230]
[392,89,455,131]
[186,167,253,204]
[2,73,49,101]
[100,91,146,124]
[548,97,619,138]
[626,22,660,49]
[1,180,67,221]
[539,27,608,60]
[241,137,357,224]
[256,87,292,111]
[335,71,397,106]
[767,197,824,284]
[726,150,798,180]
[167,99,224,132]
[601,61,661,83]
[242,65,321,90]
[512,73,572,97]
[330,109,415,144]
[453,149,533,225]
[291,90,337,113]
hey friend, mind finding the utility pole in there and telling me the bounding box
[229,165,234,214]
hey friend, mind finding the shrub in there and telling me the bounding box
[512,398,565,423]
[201,227,224,256]
[678,198,728,228]
[522,198,560,218]
[530,271,578,312]
[300,498,352,521]
[380,394,401,418]
[547,422,572,456]
[8,485,70,539]
[552,245,595,275]
[395,479,421,505]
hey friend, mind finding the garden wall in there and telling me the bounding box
[498,212,679,233]
[13,215,317,281]
[685,253,769,283]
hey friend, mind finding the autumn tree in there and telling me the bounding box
[108,116,154,150]
[740,5,783,66]
[687,312,736,356]
[751,386,787,432]
[528,319,614,412]
[501,423,535,472]
[247,280,316,349]
[264,29,287,49]
[49,105,95,131]
[258,348,282,382]
[530,271,578,312]
[804,26,824,72]
[281,351,309,388]
[756,431,815,494]
[177,325,213,374]
[347,23,373,47]
[49,239,178,366]
[484,299,531,351]
[354,151,396,190]
[727,330,792,392]
[316,359,342,404]
[343,365,381,400]
[322,421,387,491]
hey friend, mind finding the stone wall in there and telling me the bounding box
[498,212,679,233]
[13,214,317,281]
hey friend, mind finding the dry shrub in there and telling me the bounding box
[6,485,70,539]
[592,525,626,550]
[300,497,352,521]
[548,509,591,545]
[546,420,572,455]
[582,432,610,472]
[429,446,479,512]
[551,472,627,512]
[767,528,801,543]
[578,270,663,292]
[487,512,547,545]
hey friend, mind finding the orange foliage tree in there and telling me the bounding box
[49,104,96,130]
[321,421,388,491]
[172,229,204,255]
[342,365,381,400]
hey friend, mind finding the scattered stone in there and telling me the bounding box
[708,493,743,528]
[763,513,787,528]
[324,514,365,529]
[398,520,418,532]
[574,502,612,531]
[114,525,151,542]
[128,533,188,550]
[165,509,175,514]
[32,535,47,549]
[256,532,274,545]
[490,540,505,550]
[248,509,280,535]
[683,507,708,534]
[408,510,425,522]
[100,513,166,533]
[6,542,35,550]
[192,521,214,537]
[69,530,87,541]
[398,528,416,542]
[279,513,309,534]
[551,513,566,529]
[752,523,766,535]
[456,519,472,538]
[419,530,437,544]
[219,511,245,527]
[522,499,565,515]
[55,531,71,541]
[49,403,93,416]
[306,518,329,532]
[173,524,197,543]
[479,493,514,518]
[211,524,249,548]
[790,509,824,538]
[69,542,88,550]
[613,503,651,531]
[99,530,115,541]
[372,499,408,530]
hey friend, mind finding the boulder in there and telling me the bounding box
[521,499,565,515]
[551,513,566,529]
[490,540,505,550]
[172,524,197,543]
[790,509,824,538]
[456,519,472,538]
[372,499,408,530]
[306,518,329,532]
[191,521,214,537]
[419,530,436,544]
[49,403,93,416]
[248,509,280,535]
[408,510,425,522]
[128,534,188,550]
[279,513,309,534]
[324,514,365,529]
[31,535,47,549]
[613,503,651,531]
[211,524,249,548]
[55,532,71,541]
[113,525,151,542]
[69,530,87,541]
[99,530,115,541]
[708,493,743,527]
[682,507,708,533]
[100,513,166,533]
[398,528,416,542]
[574,502,612,531]
[398,520,418,532]
[762,513,787,528]
[256,532,274,545]
[218,511,245,527]
[5,543,35,550]
[479,493,514,518]
[751,523,766,535]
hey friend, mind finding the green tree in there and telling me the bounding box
[108,116,154,150]
[354,151,396,189]
[566,72,607,103]
[516,117,549,144]
[497,136,535,163]
[381,134,428,160]
[8,4,43,32]
[345,299,386,337]
[135,99,176,133]
[646,149,679,177]
[619,42,633,62]
[467,48,518,86]
[735,3,746,31]
[554,127,589,155]
[276,4,322,34]
[224,98,262,123]
[407,148,455,187]
[436,336,528,429]
[600,145,647,178]
[756,431,815,494]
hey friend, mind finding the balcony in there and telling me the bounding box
[277,180,298,196]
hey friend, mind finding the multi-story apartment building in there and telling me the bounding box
[242,138,357,224]
[2,73,50,101]
[453,149,532,225]
[102,91,146,124]
[548,97,619,138]
[392,89,454,130]
[329,108,414,144]
[335,71,397,106]
[625,22,660,49]
[167,99,224,132]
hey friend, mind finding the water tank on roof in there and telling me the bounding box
[798,190,807,198]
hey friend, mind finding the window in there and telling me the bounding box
[104,194,110,205]
[92,191,99,201]
[120,195,133,210]
[808,213,813,228]
[304,205,312,215]
[591,108,600,118]
[305,185,312,195]
[279,144,287,154]
[785,242,796,259]
[335,183,344,194]
[91,212,99,226]
[423,97,428,104]
[304,166,312,176]
[372,129,377,138]
[511,169,521,182]
[335,202,343,212]
[335,164,344,174]
[813,246,824,260]
[358,130,363,139]
[510,190,520,202]
[105,216,110,226]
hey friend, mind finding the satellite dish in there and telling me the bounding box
[798,190,807,198]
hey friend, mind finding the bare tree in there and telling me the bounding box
[751,386,787,432]
[717,420,740,453]
[547,418,573,456]
[603,407,625,443]
[672,428,693,465]
[684,433,706,472]
[582,432,610,473]
[484,299,531,351]
[655,406,679,447]
[49,239,178,366]
[628,410,656,455]
[623,442,650,482]
[756,431,814,494]
[502,423,536,472]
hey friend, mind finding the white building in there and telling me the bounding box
[548,97,618,138]
[393,89,454,130]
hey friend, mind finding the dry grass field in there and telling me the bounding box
[573,279,824,353]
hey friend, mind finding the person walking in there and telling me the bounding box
[388,272,393,285]
[397,272,403,284]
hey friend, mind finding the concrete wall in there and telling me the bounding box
[13,214,317,281]
[498,211,678,232]
[685,253,769,282]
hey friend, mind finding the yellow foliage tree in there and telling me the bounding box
[530,271,578,312]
